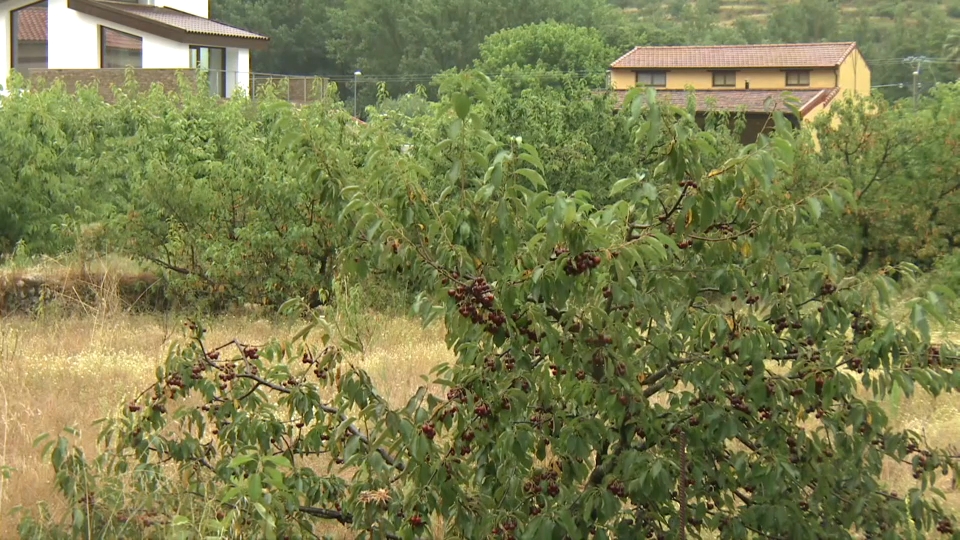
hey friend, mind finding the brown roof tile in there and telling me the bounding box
[611,42,858,69]
[97,1,268,41]
[611,88,841,116]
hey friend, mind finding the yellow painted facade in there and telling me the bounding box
[836,48,871,98]
[609,67,841,92]
[609,45,871,118]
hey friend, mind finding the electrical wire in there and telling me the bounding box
[325,57,959,83]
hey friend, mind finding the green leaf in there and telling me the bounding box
[248,473,262,503]
[515,168,547,190]
[228,453,258,469]
[805,196,822,221]
[772,135,795,165]
[518,151,544,172]
[610,176,638,197]
[452,93,471,120]
[911,303,930,343]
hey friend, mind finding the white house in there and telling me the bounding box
[0,0,269,98]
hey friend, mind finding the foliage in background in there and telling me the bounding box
[474,22,616,91]
[791,85,960,271]
[0,75,382,310]
[101,83,370,310]
[0,74,123,255]
[15,80,960,540]
[209,0,960,108]
[6,71,960,307]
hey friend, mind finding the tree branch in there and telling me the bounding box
[201,352,408,473]
[297,506,401,540]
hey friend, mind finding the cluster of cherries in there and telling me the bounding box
[491,518,519,539]
[301,352,329,380]
[524,468,561,499]
[564,251,602,276]
[217,363,238,384]
[820,280,838,296]
[607,479,627,498]
[447,275,541,340]
[166,372,186,391]
[773,316,804,334]
[447,276,507,334]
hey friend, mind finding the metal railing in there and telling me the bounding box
[249,71,330,104]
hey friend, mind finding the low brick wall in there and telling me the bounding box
[26,68,201,101]
[24,69,329,105]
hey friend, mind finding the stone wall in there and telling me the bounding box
[0,272,170,316]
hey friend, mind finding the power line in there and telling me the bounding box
[318,56,959,84]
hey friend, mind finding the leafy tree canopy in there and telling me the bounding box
[14,76,960,540]
[475,22,616,89]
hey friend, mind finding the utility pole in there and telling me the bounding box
[903,56,928,109]
[353,70,362,118]
[913,68,919,108]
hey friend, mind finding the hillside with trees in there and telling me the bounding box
[210,0,960,106]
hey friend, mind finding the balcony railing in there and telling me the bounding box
[20,67,331,105]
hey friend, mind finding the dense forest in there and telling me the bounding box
[210,0,960,107]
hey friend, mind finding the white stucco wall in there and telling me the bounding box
[48,5,190,69]
[142,34,190,68]
[47,0,97,68]
[226,47,249,98]
[0,9,9,89]
[155,0,208,18]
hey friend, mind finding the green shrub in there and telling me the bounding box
[947,0,960,18]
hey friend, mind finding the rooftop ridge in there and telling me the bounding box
[611,42,859,70]
[619,41,856,51]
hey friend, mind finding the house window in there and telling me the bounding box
[786,70,811,86]
[100,27,143,68]
[11,1,48,73]
[190,45,227,97]
[635,71,666,87]
[712,71,736,87]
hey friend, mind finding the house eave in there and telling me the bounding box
[67,0,271,50]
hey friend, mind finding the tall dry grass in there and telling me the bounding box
[0,311,451,538]
[0,295,959,537]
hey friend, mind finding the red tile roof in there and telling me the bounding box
[97,1,268,41]
[611,42,858,69]
[102,28,144,50]
[15,5,47,42]
[611,88,841,116]
[16,5,141,49]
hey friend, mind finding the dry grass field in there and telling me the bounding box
[0,310,451,538]
[0,291,959,536]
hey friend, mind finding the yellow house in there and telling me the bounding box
[609,42,871,140]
